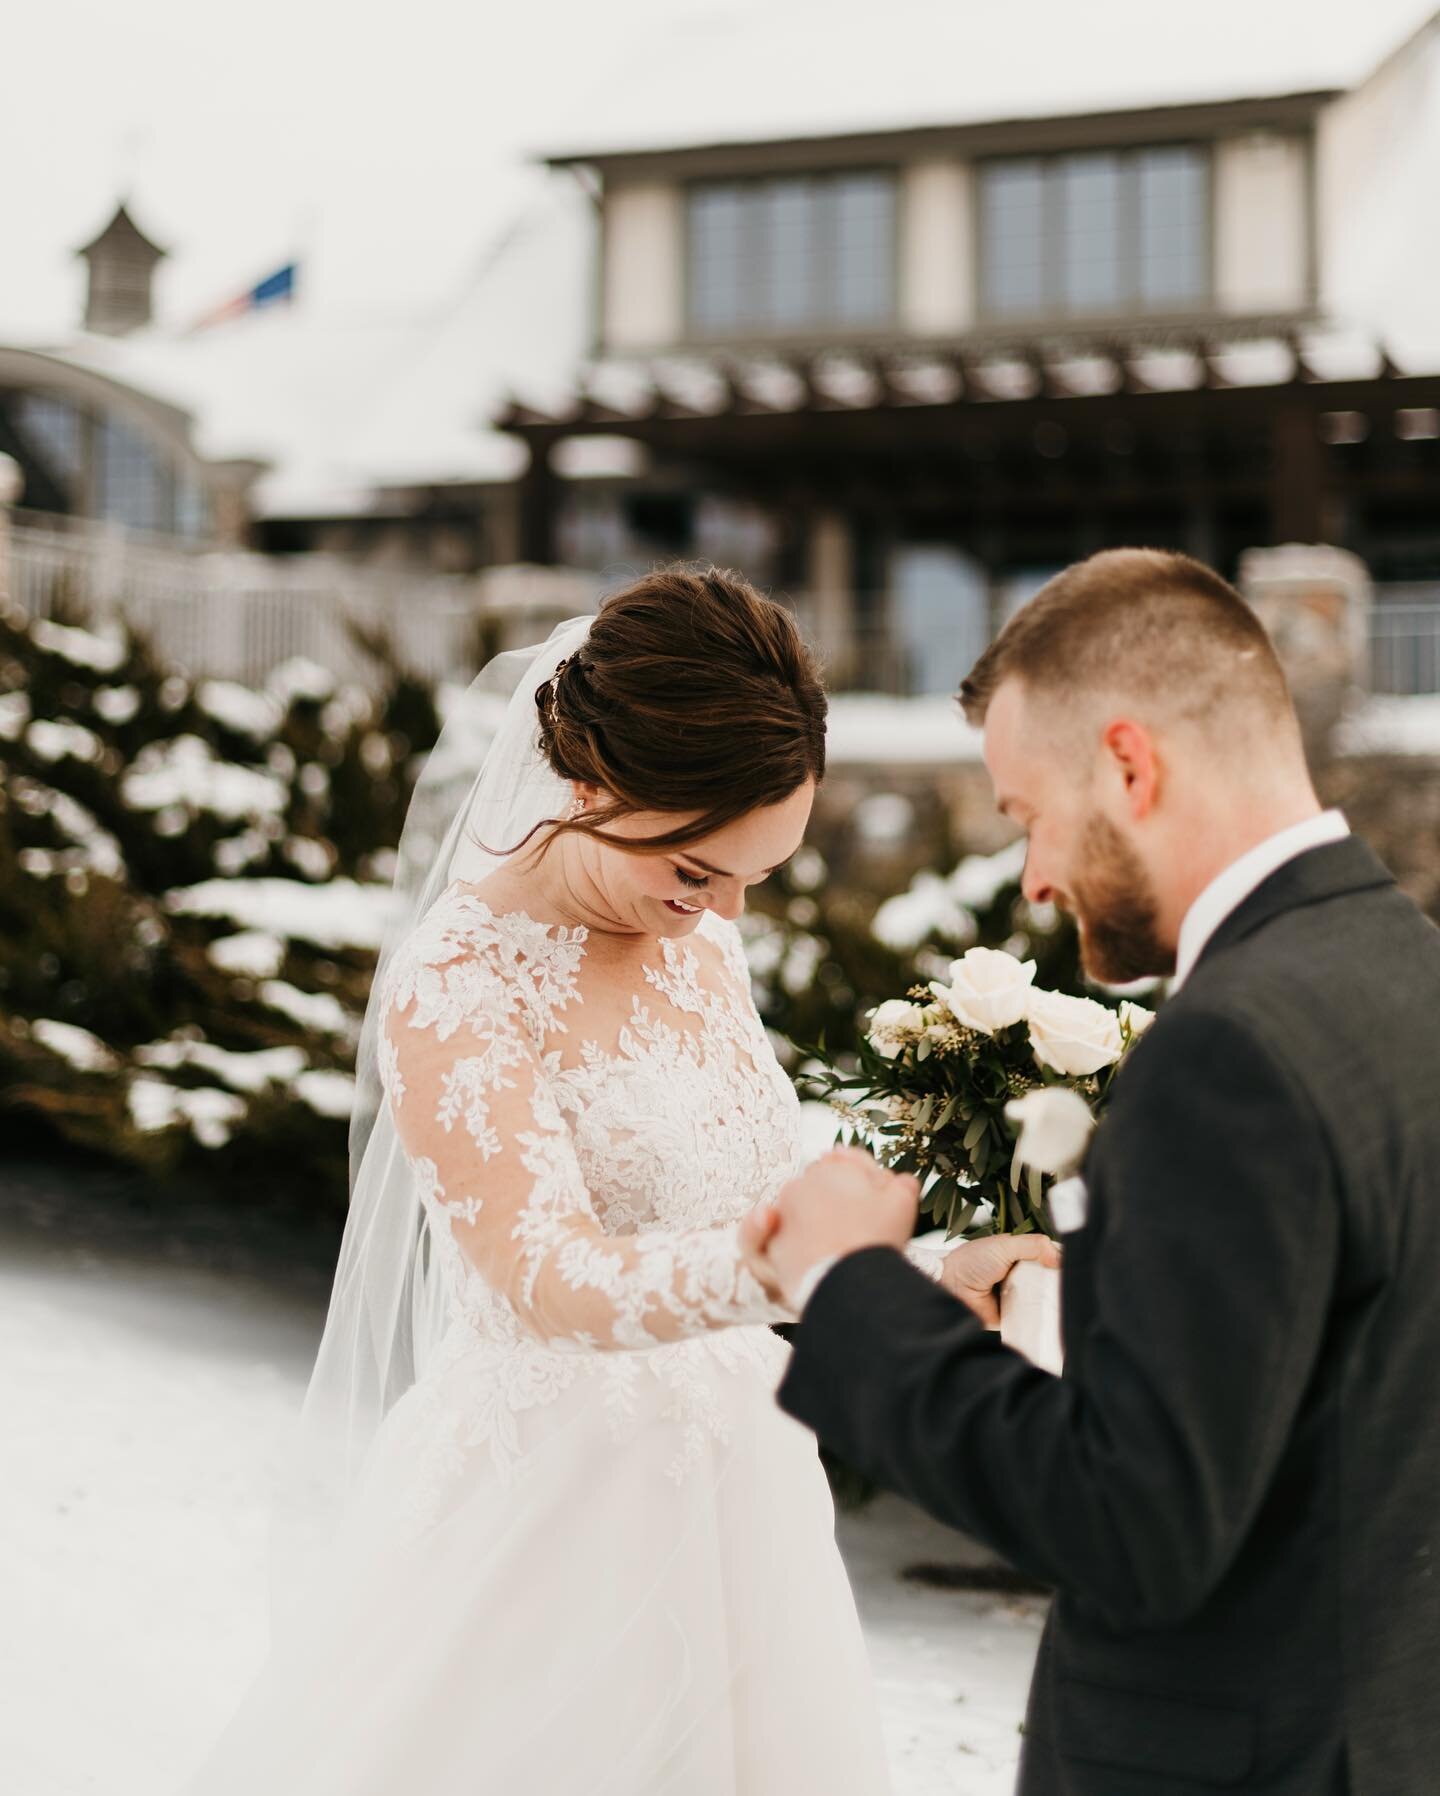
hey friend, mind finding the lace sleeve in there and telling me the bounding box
[379,943,789,1350]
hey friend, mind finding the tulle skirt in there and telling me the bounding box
[181,1326,891,1795]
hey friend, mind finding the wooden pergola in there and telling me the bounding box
[496,332,1440,584]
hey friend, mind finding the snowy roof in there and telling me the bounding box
[544,0,1439,162]
[22,173,595,519]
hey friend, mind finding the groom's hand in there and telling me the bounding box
[939,1233,1062,1328]
[744,1147,919,1310]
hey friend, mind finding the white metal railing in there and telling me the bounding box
[6,516,1440,701]
[799,589,1440,701]
[2,515,484,688]
[790,602,917,696]
[1370,587,1440,697]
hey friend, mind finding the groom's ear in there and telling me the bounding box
[1100,719,1160,819]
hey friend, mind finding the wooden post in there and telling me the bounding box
[1269,409,1325,545]
[517,439,558,566]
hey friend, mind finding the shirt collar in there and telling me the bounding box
[1171,809,1351,991]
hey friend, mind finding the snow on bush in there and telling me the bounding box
[0,597,439,1206]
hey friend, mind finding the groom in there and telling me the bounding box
[746,549,1440,1794]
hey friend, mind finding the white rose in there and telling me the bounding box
[1025,988,1125,1076]
[1119,999,1156,1038]
[928,946,1037,1035]
[866,998,926,1058]
[1005,1086,1095,1176]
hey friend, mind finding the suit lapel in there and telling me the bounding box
[1190,835,1395,981]
[1063,837,1394,1376]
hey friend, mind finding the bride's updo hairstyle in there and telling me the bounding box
[525,565,826,857]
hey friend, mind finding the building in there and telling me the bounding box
[6,7,1439,701]
[496,3,1440,694]
[1,182,594,570]
[0,202,260,545]
[75,202,167,338]
[0,187,596,683]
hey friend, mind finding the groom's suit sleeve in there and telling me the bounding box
[778,1004,1340,1631]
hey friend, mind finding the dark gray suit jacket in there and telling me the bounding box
[779,837,1440,1794]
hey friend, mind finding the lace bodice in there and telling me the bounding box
[378,886,801,1355]
[367,883,946,1498]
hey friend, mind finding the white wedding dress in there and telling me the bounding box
[183,882,900,1795]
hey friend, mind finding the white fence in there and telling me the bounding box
[2,514,484,688]
[801,584,1440,700]
[1371,586,1440,697]
[5,510,1440,700]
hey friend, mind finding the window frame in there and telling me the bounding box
[975,141,1214,327]
[682,166,901,344]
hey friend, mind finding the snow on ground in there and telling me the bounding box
[837,1497,1045,1796]
[826,694,984,766]
[2,1233,1042,1796]
[1334,692,1440,756]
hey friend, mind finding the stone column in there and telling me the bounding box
[1239,543,1372,761]
[0,453,22,613]
[806,509,857,686]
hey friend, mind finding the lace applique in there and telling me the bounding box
[376,890,799,1496]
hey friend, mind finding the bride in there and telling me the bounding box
[183,566,1021,1795]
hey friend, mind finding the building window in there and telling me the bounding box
[687,171,896,336]
[174,473,211,542]
[17,393,86,487]
[980,145,1209,321]
[95,413,171,535]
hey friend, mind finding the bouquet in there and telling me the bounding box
[802,947,1153,1240]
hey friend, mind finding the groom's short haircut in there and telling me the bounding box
[959,548,1296,738]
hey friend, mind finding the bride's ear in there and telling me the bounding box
[570,781,604,815]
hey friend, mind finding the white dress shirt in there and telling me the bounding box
[1170,809,1350,992]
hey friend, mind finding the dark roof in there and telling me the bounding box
[75,202,167,266]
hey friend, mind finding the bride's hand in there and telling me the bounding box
[939,1233,1061,1328]
[738,1204,786,1301]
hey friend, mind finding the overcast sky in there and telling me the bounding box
[5,0,1434,341]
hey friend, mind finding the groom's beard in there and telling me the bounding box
[1066,814,1176,985]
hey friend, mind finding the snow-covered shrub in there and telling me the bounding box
[745,837,1086,1076]
[0,600,438,1215]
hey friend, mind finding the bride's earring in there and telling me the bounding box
[568,792,586,821]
